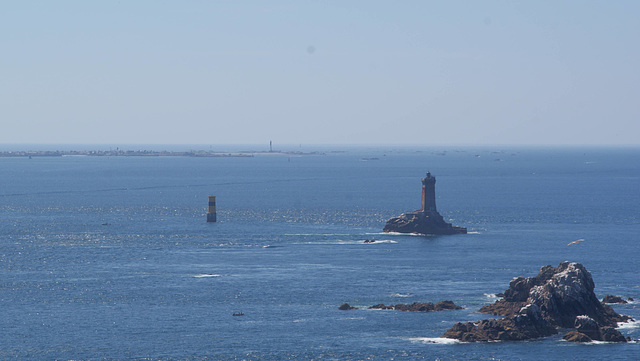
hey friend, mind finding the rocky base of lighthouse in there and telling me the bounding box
[383,210,466,235]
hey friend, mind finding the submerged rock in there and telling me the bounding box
[602,295,628,304]
[443,262,632,342]
[338,303,358,310]
[392,302,435,312]
[434,300,464,311]
[368,304,394,310]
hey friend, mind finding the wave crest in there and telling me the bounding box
[193,274,222,278]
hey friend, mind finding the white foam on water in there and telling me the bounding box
[618,319,640,329]
[589,341,611,345]
[560,339,620,345]
[377,232,424,236]
[408,337,460,344]
[362,239,397,244]
[193,274,222,278]
[284,233,351,236]
[304,239,399,245]
[467,231,481,234]
[484,293,500,299]
[390,292,414,298]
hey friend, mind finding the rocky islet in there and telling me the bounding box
[339,300,462,312]
[442,262,634,343]
[383,172,466,235]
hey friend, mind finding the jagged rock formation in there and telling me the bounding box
[563,315,628,342]
[369,301,462,312]
[383,172,466,235]
[443,304,556,342]
[563,331,593,342]
[442,262,632,342]
[478,262,630,328]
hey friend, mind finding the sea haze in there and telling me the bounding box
[0,146,638,360]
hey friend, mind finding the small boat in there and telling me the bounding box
[232,312,244,316]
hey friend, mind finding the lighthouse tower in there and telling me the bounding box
[383,171,466,235]
[421,172,437,213]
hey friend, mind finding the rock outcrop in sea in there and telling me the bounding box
[339,300,462,312]
[442,262,633,342]
[443,303,557,342]
[383,172,466,235]
[369,301,462,312]
[563,315,628,342]
[602,295,629,304]
[338,303,358,310]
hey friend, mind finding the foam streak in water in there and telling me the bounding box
[193,274,222,278]
[408,337,460,344]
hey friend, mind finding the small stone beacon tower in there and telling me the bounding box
[207,195,217,222]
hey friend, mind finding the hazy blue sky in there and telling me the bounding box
[2,1,639,146]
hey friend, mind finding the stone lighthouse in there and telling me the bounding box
[383,171,466,235]
[421,171,437,213]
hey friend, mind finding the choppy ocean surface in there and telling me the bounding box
[1,146,639,360]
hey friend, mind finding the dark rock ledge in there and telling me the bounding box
[602,295,629,304]
[339,301,462,312]
[370,301,463,312]
[562,315,628,342]
[338,303,358,310]
[442,262,634,343]
[383,211,466,235]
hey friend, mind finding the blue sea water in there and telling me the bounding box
[0,146,639,360]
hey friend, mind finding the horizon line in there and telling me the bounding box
[1,142,638,150]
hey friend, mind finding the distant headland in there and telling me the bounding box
[0,149,325,158]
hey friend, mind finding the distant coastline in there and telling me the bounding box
[0,149,325,158]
